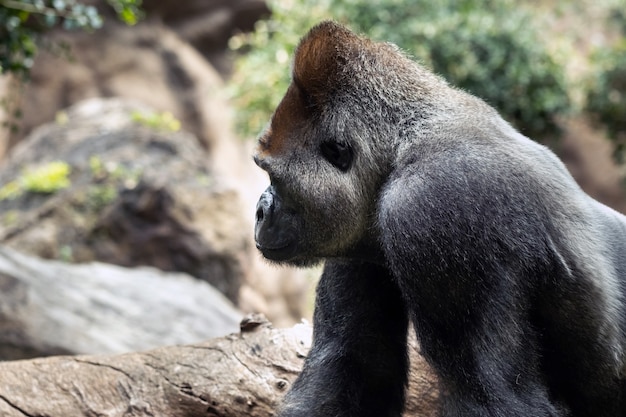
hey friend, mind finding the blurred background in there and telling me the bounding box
[0,0,624,360]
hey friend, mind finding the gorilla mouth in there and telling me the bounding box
[256,241,297,261]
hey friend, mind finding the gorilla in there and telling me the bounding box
[253,21,626,417]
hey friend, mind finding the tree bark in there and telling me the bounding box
[0,315,440,417]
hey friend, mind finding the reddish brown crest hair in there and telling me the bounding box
[292,21,355,101]
[258,21,356,157]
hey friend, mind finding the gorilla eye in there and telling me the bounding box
[320,140,353,171]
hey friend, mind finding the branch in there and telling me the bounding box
[0,316,440,417]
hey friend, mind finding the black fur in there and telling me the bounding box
[254,21,626,417]
[279,261,408,417]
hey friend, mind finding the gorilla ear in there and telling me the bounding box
[293,21,355,103]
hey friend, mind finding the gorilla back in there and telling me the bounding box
[254,21,626,417]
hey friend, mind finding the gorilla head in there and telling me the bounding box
[253,22,445,266]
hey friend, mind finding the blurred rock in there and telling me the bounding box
[0,98,247,302]
[0,245,242,360]
[5,21,228,154]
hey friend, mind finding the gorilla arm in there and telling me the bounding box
[279,260,409,417]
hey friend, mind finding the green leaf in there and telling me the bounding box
[21,161,72,193]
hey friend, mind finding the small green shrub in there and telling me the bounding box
[86,184,118,210]
[0,160,71,200]
[0,180,20,200]
[22,160,71,192]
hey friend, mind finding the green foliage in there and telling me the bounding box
[586,39,626,162]
[0,0,143,78]
[0,180,20,200]
[86,155,140,211]
[22,160,71,192]
[86,183,118,210]
[411,12,569,138]
[108,0,141,25]
[0,160,71,200]
[130,110,181,132]
[59,244,73,262]
[89,154,106,178]
[229,0,571,140]
[89,155,140,183]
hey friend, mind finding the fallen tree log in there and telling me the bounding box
[0,315,440,417]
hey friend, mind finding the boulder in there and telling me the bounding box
[0,245,242,359]
[0,98,247,302]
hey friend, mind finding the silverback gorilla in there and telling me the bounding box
[253,21,626,417]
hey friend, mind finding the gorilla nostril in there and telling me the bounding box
[256,207,265,222]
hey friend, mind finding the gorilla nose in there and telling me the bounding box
[254,185,299,260]
[255,186,279,246]
[255,187,275,225]
[255,205,265,223]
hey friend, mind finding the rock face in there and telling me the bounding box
[0,246,242,359]
[6,22,226,154]
[0,98,247,302]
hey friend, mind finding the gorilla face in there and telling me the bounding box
[252,82,383,266]
[252,22,413,266]
[253,125,369,266]
[254,20,430,265]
